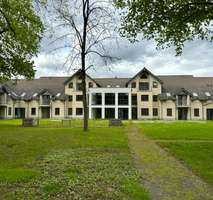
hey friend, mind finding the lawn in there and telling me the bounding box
[0,119,149,200]
[139,122,213,186]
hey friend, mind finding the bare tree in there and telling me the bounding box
[45,0,118,131]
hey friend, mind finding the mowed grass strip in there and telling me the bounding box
[0,120,149,199]
[139,122,213,186]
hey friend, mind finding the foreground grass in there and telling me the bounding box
[139,122,213,186]
[0,120,149,199]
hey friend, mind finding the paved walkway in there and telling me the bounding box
[127,125,213,200]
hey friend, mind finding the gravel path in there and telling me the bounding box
[127,125,213,200]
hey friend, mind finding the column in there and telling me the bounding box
[128,93,132,120]
[101,93,105,119]
[115,93,118,119]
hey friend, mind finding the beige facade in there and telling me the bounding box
[0,67,213,120]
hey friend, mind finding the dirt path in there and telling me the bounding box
[127,124,213,200]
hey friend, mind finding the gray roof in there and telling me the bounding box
[94,78,130,88]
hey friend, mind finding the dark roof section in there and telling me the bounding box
[126,67,163,85]
[94,78,130,88]
[64,69,101,87]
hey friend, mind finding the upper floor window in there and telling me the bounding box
[141,95,149,101]
[105,93,115,105]
[118,93,128,105]
[76,83,83,91]
[68,95,73,102]
[131,94,137,105]
[68,82,73,88]
[131,82,136,88]
[153,95,158,102]
[153,81,158,88]
[89,82,93,88]
[139,82,149,91]
[76,95,83,101]
[92,93,102,105]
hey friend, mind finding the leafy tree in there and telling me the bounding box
[0,0,44,81]
[116,0,213,55]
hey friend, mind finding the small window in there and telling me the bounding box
[140,73,148,79]
[68,82,73,88]
[131,82,136,88]
[8,107,12,115]
[167,108,172,117]
[194,108,200,117]
[68,108,72,116]
[153,95,158,102]
[141,108,149,116]
[141,95,149,101]
[76,95,83,101]
[68,95,73,102]
[89,82,93,88]
[153,108,158,116]
[139,82,149,91]
[55,108,60,115]
[153,81,158,88]
[31,108,36,115]
[76,108,83,115]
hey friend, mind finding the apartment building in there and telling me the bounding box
[0,67,213,120]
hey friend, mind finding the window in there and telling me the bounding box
[68,95,73,102]
[167,108,172,117]
[153,81,158,88]
[139,82,149,91]
[55,108,60,115]
[68,108,72,116]
[89,82,93,88]
[76,95,83,101]
[76,83,83,91]
[8,107,12,115]
[141,95,149,101]
[140,73,148,79]
[68,82,73,88]
[131,82,136,88]
[31,108,36,115]
[118,93,129,105]
[105,108,115,119]
[153,95,158,102]
[194,108,200,117]
[153,108,158,116]
[92,93,102,105]
[76,108,83,115]
[105,93,115,105]
[141,108,149,116]
[131,94,137,105]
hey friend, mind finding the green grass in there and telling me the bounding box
[139,122,213,186]
[0,119,149,199]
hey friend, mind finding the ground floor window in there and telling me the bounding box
[167,108,172,116]
[153,108,158,116]
[76,108,83,115]
[141,108,149,116]
[105,108,115,119]
[194,108,200,117]
[31,108,36,115]
[68,108,72,116]
[55,108,60,115]
[8,107,12,115]
[92,108,102,119]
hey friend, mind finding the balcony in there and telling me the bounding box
[40,95,51,106]
[176,95,189,107]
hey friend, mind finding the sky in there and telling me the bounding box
[33,2,213,79]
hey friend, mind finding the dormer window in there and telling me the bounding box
[131,82,136,88]
[21,92,26,97]
[153,81,158,88]
[89,82,93,88]
[193,92,198,97]
[68,82,73,88]
[205,92,211,97]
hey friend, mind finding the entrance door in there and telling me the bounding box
[41,107,50,118]
[118,108,129,120]
[178,108,188,120]
[15,108,25,118]
[207,109,213,120]
[132,107,138,120]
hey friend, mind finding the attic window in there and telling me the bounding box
[140,73,148,79]
[68,82,73,88]
[89,82,93,88]
[205,92,211,97]
[56,93,61,97]
[107,85,111,88]
[166,93,171,97]
[12,92,17,96]
[21,92,26,97]
[193,92,198,97]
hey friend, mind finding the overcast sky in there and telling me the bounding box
[33,4,213,79]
